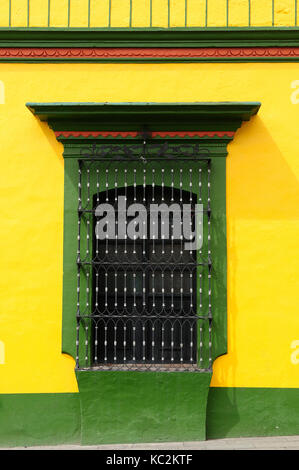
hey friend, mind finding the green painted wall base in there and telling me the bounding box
[76,370,212,445]
[0,393,80,447]
[0,387,298,447]
[207,387,299,439]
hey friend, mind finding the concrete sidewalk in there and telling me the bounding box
[1,435,299,450]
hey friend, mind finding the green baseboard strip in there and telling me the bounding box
[0,393,81,447]
[207,387,299,439]
[0,387,298,447]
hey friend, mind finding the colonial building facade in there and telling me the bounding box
[0,0,298,446]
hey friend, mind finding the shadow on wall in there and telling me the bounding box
[207,114,299,436]
[227,115,299,221]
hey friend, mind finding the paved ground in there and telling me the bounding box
[1,435,299,450]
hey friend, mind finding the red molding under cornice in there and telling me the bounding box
[54,131,235,138]
[2,47,299,60]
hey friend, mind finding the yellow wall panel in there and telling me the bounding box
[0,63,298,392]
[250,0,273,26]
[48,0,69,27]
[131,0,150,27]
[11,0,28,26]
[28,0,48,27]
[207,0,227,26]
[89,0,109,27]
[229,0,249,27]
[187,0,206,27]
[151,0,168,27]
[69,0,89,27]
[0,0,9,26]
[0,0,296,27]
[274,0,295,26]
[169,0,186,27]
[111,0,130,27]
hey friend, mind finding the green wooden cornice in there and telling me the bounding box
[27,102,261,134]
[2,27,299,48]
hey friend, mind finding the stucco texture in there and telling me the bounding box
[0,62,298,392]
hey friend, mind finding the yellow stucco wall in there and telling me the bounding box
[0,63,298,393]
[0,0,297,27]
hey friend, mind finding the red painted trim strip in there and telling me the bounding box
[55,131,235,138]
[1,47,299,59]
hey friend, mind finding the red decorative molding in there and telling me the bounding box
[55,131,235,138]
[55,131,139,138]
[2,47,299,59]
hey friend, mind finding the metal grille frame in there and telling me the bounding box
[75,148,213,373]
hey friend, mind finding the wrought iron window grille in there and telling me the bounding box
[75,141,212,373]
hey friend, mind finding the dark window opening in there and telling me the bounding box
[92,185,198,366]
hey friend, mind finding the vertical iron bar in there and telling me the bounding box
[142,324,145,361]
[114,272,117,309]
[161,323,164,362]
[199,322,203,366]
[133,324,136,361]
[190,324,193,362]
[180,322,183,363]
[151,323,155,362]
[114,168,118,256]
[272,0,275,26]
[208,160,212,369]
[76,317,80,368]
[124,322,127,362]
[171,323,174,362]
[150,0,152,27]
[104,324,107,362]
[296,0,297,26]
[76,161,82,368]
[85,270,90,367]
[94,323,98,363]
[114,324,117,362]
[168,0,170,27]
